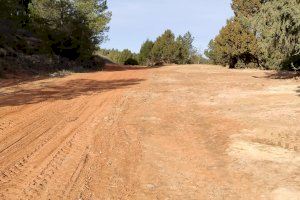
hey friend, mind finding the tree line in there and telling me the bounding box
[0,0,111,68]
[1,0,298,72]
[99,30,207,66]
[204,0,300,70]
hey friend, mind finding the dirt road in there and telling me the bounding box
[0,65,299,199]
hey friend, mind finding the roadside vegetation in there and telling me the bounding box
[0,0,111,76]
[138,30,207,66]
[0,0,299,77]
[97,48,139,66]
[204,0,300,71]
[98,30,207,66]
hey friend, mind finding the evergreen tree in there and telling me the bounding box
[29,0,111,59]
[174,32,196,64]
[231,0,264,17]
[204,39,220,64]
[151,30,177,64]
[212,18,260,68]
[139,30,198,66]
[174,35,189,64]
[183,32,196,56]
[206,0,266,68]
[253,0,300,70]
[139,40,154,65]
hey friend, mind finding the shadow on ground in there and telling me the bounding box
[263,71,300,80]
[0,78,145,107]
[103,63,162,71]
[261,71,300,97]
[0,63,154,88]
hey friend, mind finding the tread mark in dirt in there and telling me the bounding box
[61,152,90,199]
[0,101,90,185]
[0,117,49,154]
[21,133,78,199]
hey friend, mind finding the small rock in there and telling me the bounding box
[145,184,155,190]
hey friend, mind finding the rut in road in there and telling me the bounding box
[0,65,300,199]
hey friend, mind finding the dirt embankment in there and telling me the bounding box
[0,65,299,199]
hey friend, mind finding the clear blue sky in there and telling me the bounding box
[102,0,234,53]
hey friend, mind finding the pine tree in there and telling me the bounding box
[174,32,196,64]
[29,0,111,59]
[174,35,189,64]
[204,39,220,64]
[151,30,177,64]
[139,40,154,65]
[140,30,198,66]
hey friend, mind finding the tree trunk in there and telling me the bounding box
[229,57,237,69]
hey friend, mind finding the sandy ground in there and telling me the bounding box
[0,64,299,200]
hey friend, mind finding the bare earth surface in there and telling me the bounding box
[0,65,299,200]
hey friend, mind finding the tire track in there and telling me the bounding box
[1,91,114,199]
[0,69,148,199]
[0,98,90,186]
[21,132,78,199]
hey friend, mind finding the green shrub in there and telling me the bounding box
[124,58,139,65]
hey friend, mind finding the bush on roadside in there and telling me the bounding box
[124,58,139,65]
